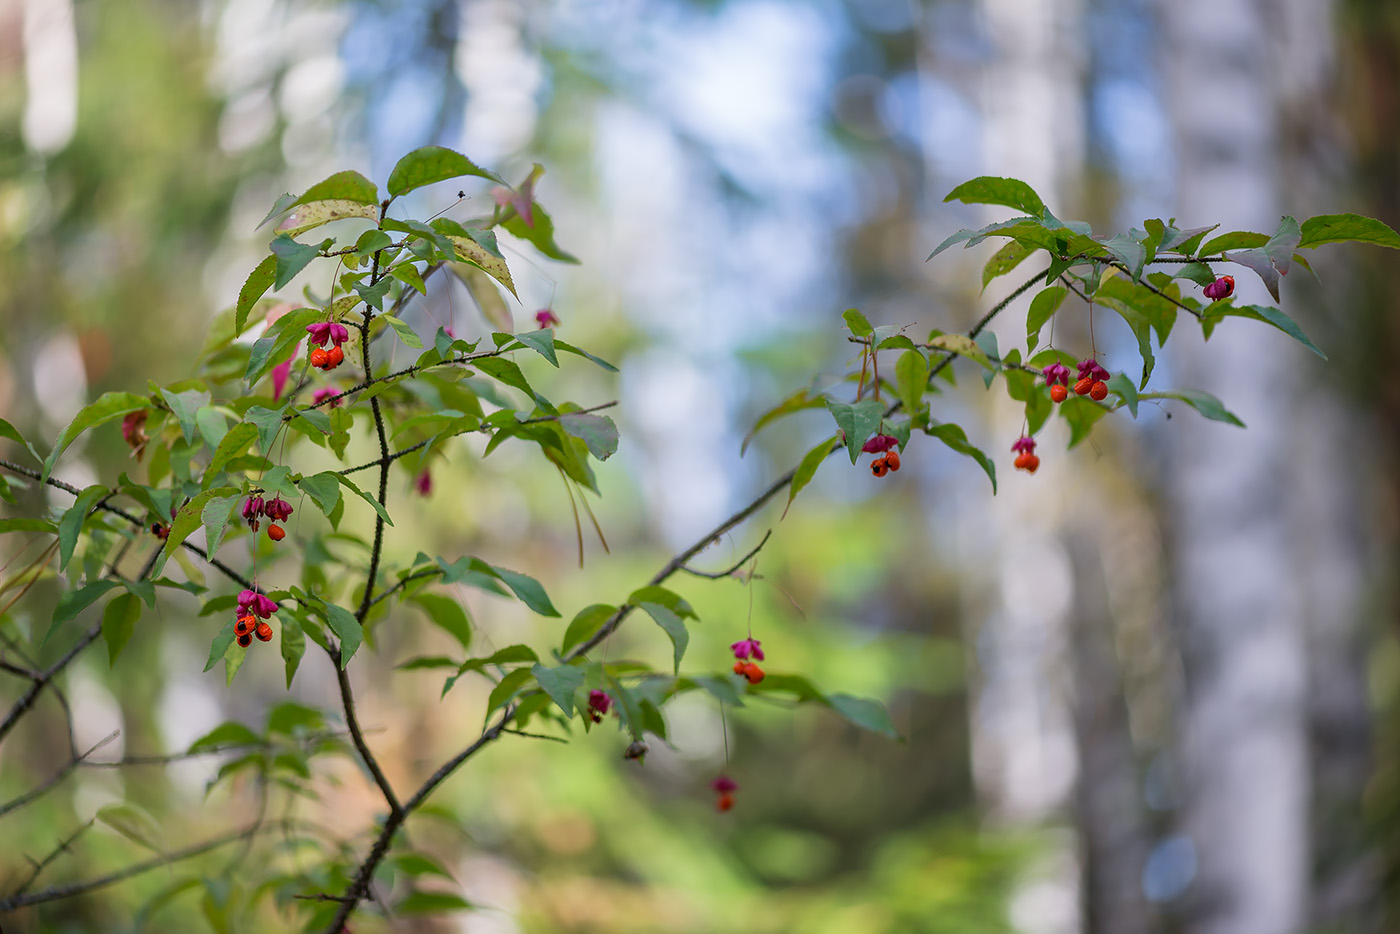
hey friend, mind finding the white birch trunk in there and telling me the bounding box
[1160,1,1312,931]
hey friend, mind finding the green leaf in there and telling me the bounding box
[1160,223,1218,255]
[487,563,559,616]
[334,474,394,526]
[842,308,873,338]
[57,484,106,571]
[269,235,326,290]
[1025,286,1067,352]
[1153,390,1245,427]
[200,494,242,560]
[390,262,428,295]
[562,604,616,654]
[413,593,473,650]
[1102,233,1146,281]
[826,693,899,740]
[741,389,826,455]
[487,668,535,713]
[206,423,258,479]
[159,389,210,446]
[43,391,149,482]
[246,307,324,387]
[449,236,517,299]
[242,404,288,455]
[944,176,1046,216]
[1299,212,1400,250]
[513,329,559,366]
[895,350,929,414]
[153,486,238,578]
[982,240,1034,290]
[502,201,578,263]
[47,580,123,643]
[96,804,164,855]
[280,616,305,689]
[825,399,884,464]
[379,314,424,349]
[1264,215,1302,275]
[387,146,503,196]
[1106,372,1139,417]
[298,471,343,516]
[188,720,261,752]
[1224,247,1281,301]
[472,356,533,397]
[532,662,585,717]
[637,602,689,673]
[1103,300,1155,389]
[558,413,618,461]
[102,592,142,666]
[291,169,379,207]
[235,255,277,336]
[0,517,56,533]
[355,277,393,311]
[323,603,363,668]
[554,339,617,371]
[786,434,837,513]
[1173,262,1218,288]
[392,852,457,882]
[276,200,379,238]
[397,891,475,915]
[203,619,237,673]
[1059,396,1109,447]
[927,334,992,369]
[627,585,698,618]
[1206,303,1325,359]
[927,423,996,492]
[1199,230,1268,256]
[194,406,228,452]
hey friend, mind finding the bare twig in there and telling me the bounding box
[678,529,773,580]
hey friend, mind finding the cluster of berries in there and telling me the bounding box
[1012,435,1040,474]
[1203,275,1235,301]
[306,321,350,371]
[731,638,766,684]
[1074,358,1110,401]
[235,589,277,648]
[587,689,612,723]
[243,494,294,541]
[711,775,738,812]
[863,434,902,478]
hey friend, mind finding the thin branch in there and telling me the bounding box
[338,439,431,477]
[678,529,773,580]
[0,460,254,592]
[0,732,119,819]
[518,400,619,425]
[10,818,95,897]
[0,620,103,747]
[0,823,265,910]
[328,651,402,819]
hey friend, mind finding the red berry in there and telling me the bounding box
[717,792,735,812]
[235,614,254,637]
[326,345,344,369]
[267,524,286,541]
[236,632,252,648]
[255,621,273,642]
[1074,377,1093,396]
[1014,452,1029,470]
[309,347,330,369]
[1089,380,1108,401]
[1050,384,1068,404]
[1024,454,1040,474]
[884,450,901,472]
[871,457,889,478]
[733,661,746,676]
[742,662,765,685]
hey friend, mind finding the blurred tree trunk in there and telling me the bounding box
[1160,0,1376,931]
